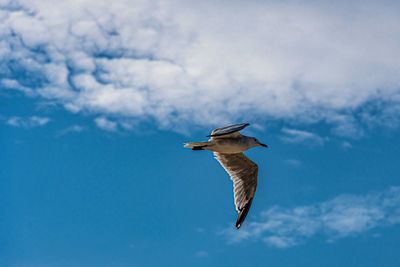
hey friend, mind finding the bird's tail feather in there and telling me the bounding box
[184,141,209,150]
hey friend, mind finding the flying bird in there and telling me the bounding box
[184,123,267,229]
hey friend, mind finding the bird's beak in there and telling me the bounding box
[259,143,268,148]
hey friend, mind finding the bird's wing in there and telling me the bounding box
[214,152,258,229]
[207,123,249,139]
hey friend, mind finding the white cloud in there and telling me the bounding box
[281,128,325,145]
[1,0,400,132]
[221,187,400,248]
[94,117,118,131]
[6,116,50,128]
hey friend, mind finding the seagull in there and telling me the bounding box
[184,123,267,229]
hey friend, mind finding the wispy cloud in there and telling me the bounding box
[56,124,85,136]
[221,187,400,248]
[94,117,117,132]
[1,78,36,97]
[0,1,400,132]
[285,159,302,168]
[194,227,205,233]
[281,128,325,145]
[327,114,364,139]
[194,250,209,258]
[341,141,352,150]
[6,116,50,128]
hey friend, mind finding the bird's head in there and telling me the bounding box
[251,137,268,148]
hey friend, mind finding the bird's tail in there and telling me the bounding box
[183,141,210,150]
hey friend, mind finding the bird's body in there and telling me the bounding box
[188,135,258,154]
[184,123,267,229]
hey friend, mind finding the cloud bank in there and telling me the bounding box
[222,187,400,248]
[1,0,400,132]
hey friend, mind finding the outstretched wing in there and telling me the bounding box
[207,123,250,138]
[214,152,258,229]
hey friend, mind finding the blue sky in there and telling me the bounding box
[2,0,400,266]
